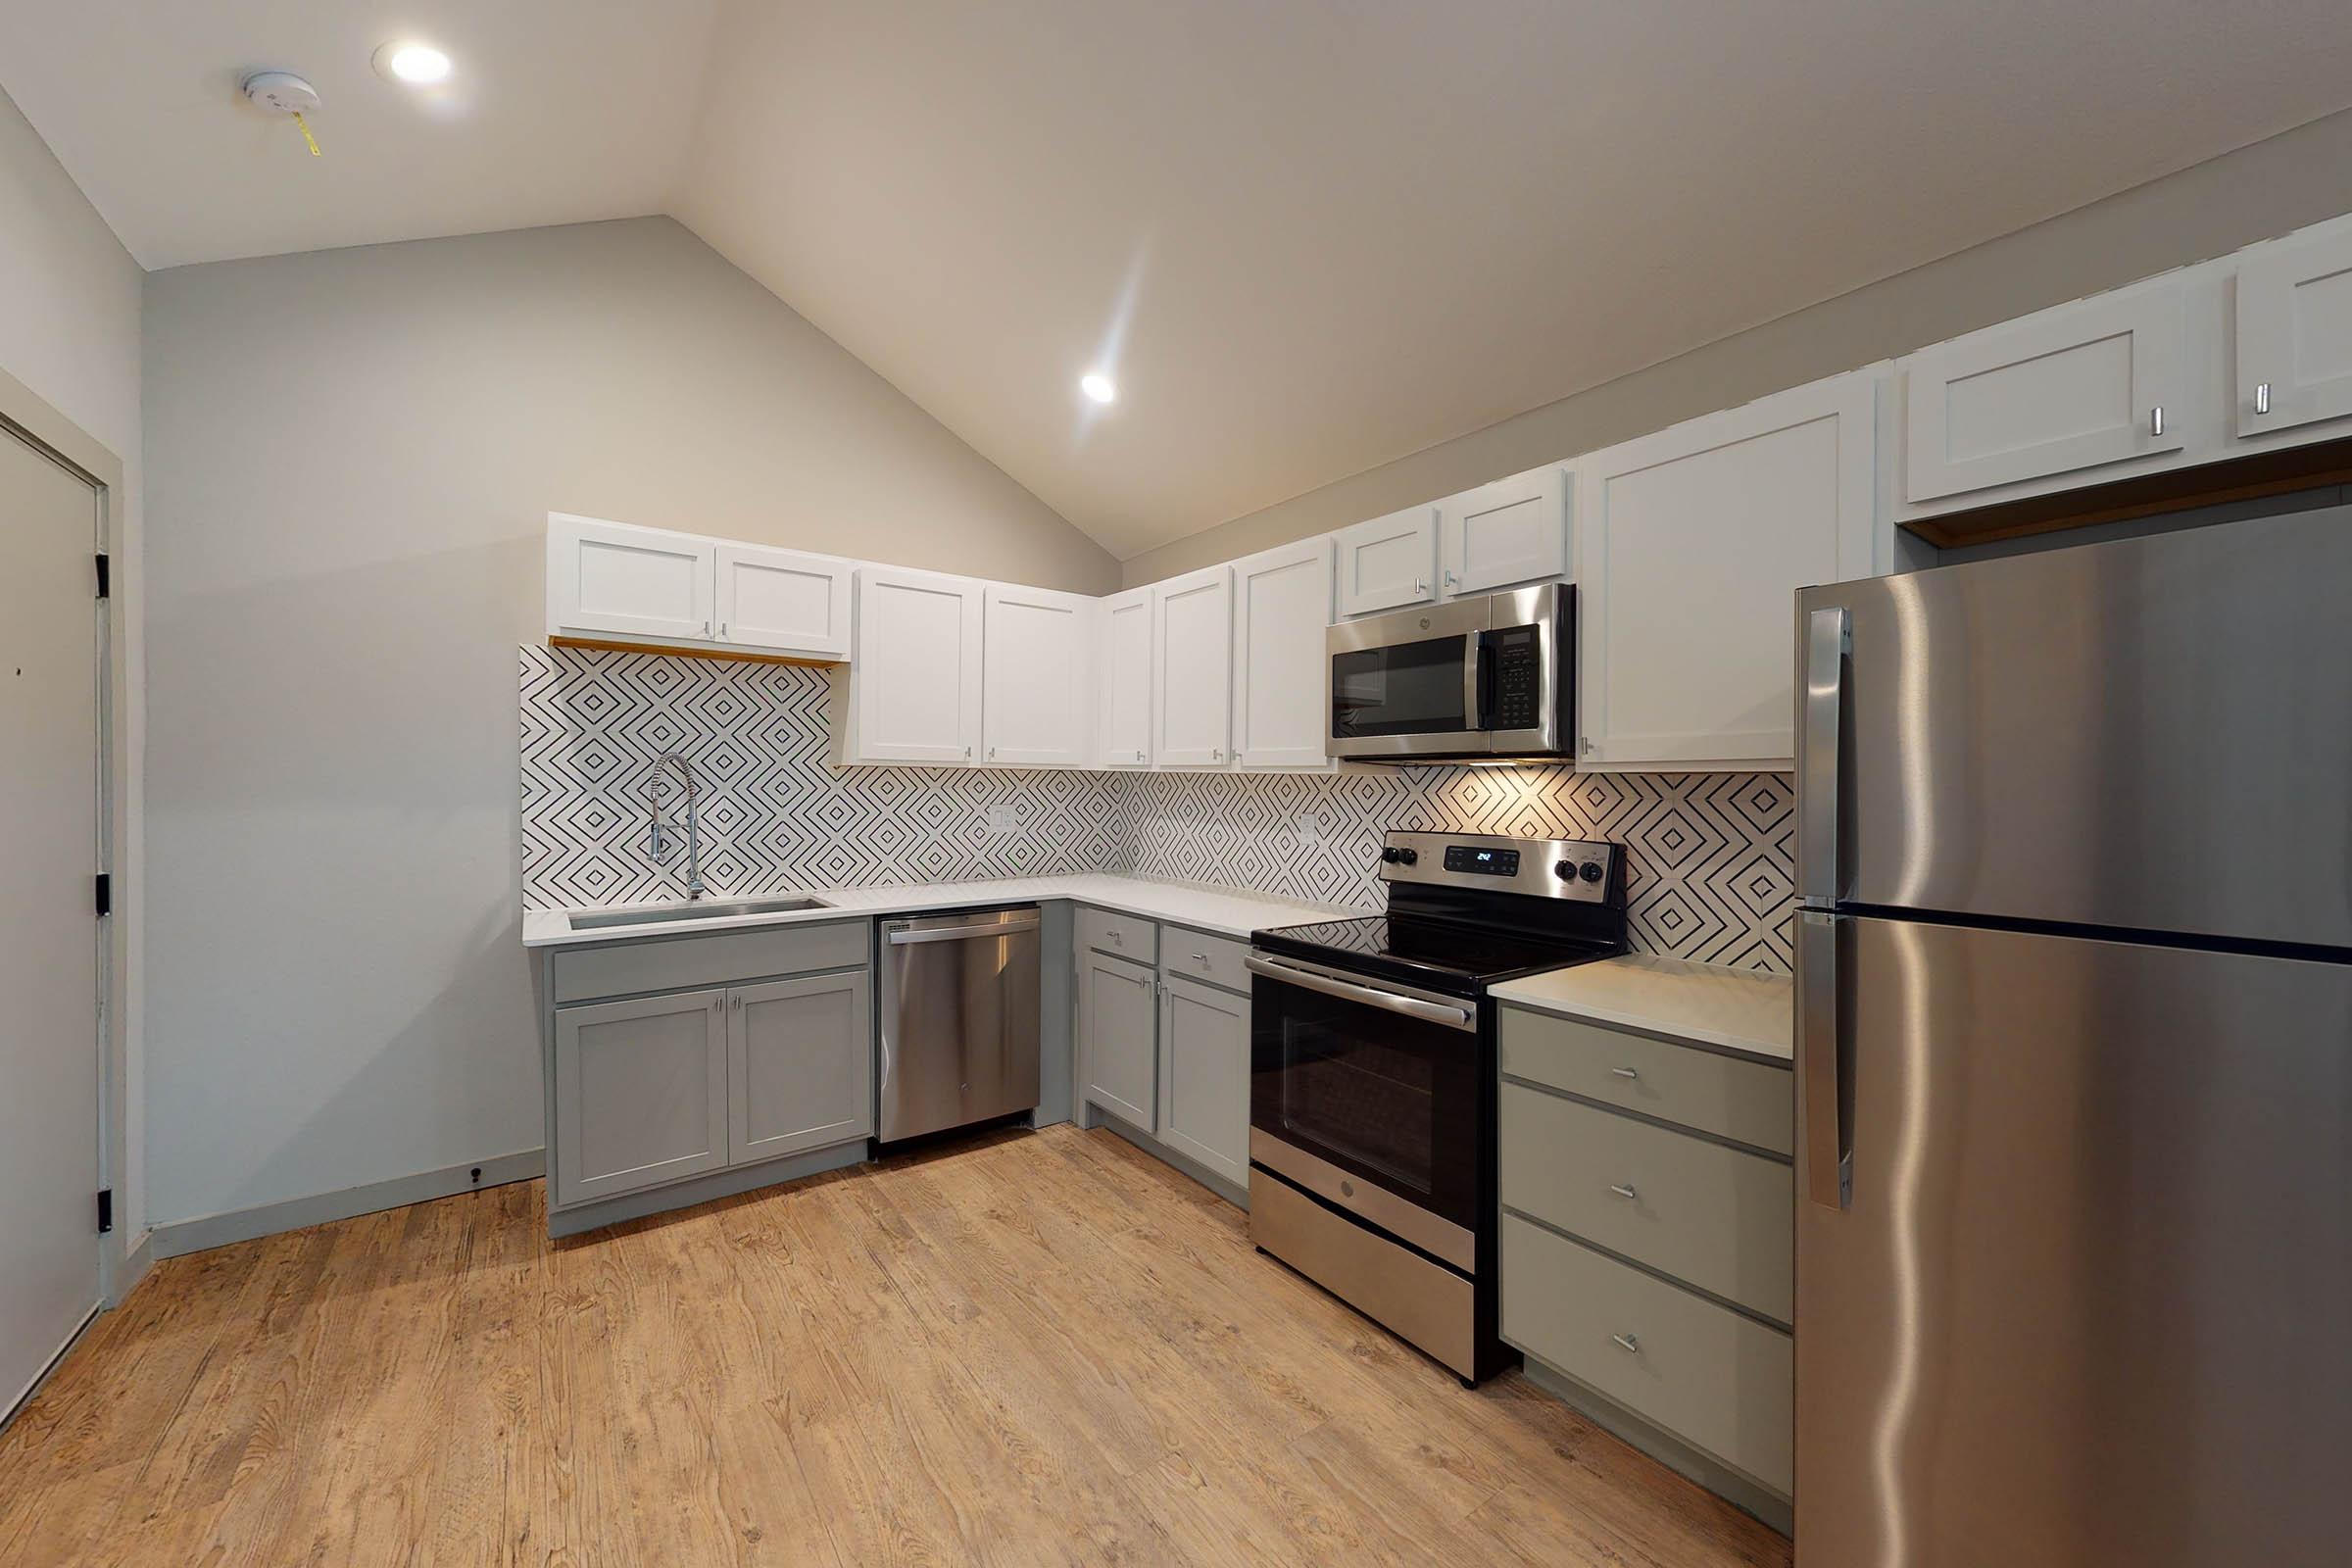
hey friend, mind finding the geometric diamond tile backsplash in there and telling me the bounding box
[521,644,1795,974]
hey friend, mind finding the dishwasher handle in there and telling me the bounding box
[885,912,1041,945]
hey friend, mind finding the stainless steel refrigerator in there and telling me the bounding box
[1792,507,2351,1568]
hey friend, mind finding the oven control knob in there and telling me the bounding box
[1381,846,1418,865]
[1580,860,1605,883]
[1554,859,1575,881]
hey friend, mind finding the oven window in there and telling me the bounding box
[1331,634,1471,739]
[1279,1017,1436,1193]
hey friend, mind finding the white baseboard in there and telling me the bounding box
[149,1149,547,1261]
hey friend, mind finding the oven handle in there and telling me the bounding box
[1245,955,1477,1032]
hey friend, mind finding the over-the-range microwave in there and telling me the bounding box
[1326,582,1574,760]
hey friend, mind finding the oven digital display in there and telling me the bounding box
[1442,846,1520,876]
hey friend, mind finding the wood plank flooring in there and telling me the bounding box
[0,1124,1791,1567]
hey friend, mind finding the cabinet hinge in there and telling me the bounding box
[95,873,111,917]
[98,1188,114,1234]
[95,553,111,599]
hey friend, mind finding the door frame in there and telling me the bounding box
[0,363,134,1316]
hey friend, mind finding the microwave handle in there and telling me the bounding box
[1471,632,1496,728]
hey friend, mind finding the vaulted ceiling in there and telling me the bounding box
[10,1,2352,559]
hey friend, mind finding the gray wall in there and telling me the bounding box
[0,85,147,1238]
[141,216,1116,1227]
[1122,106,2352,586]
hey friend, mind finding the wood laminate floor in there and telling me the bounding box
[0,1124,1791,1567]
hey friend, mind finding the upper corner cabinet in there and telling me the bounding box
[1332,505,1440,617]
[547,513,716,644]
[981,582,1096,767]
[1438,466,1571,596]
[837,564,984,764]
[1151,564,1233,767]
[2234,221,2352,447]
[713,544,853,660]
[1897,275,2196,514]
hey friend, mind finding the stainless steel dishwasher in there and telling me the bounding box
[876,906,1042,1143]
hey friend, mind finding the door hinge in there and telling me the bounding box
[95,873,111,917]
[95,553,111,599]
[98,1188,114,1234]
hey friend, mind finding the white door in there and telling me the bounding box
[1230,537,1334,769]
[1577,369,1877,770]
[547,513,715,642]
[982,583,1095,767]
[1332,506,1440,616]
[0,429,101,1414]
[1900,279,2188,506]
[2236,222,2352,443]
[1096,589,1153,768]
[728,971,873,1163]
[849,565,984,763]
[1439,466,1570,596]
[1156,975,1250,1186]
[714,544,852,659]
[1152,565,1232,766]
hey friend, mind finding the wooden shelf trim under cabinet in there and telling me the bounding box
[549,634,844,668]
[1904,433,2352,549]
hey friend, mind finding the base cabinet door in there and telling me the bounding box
[553,988,729,1207]
[1081,951,1157,1129]
[728,970,873,1164]
[1156,975,1250,1186]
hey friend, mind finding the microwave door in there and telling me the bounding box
[1327,597,1491,759]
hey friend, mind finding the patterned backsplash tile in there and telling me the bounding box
[520,645,1795,973]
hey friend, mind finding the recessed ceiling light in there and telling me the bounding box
[1080,372,1117,405]
[373,41,453,85]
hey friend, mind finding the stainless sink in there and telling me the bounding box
[568,895,832,931]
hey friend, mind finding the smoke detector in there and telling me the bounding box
[241,71,320,116]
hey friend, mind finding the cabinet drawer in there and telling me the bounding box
[1077,906,1158,963]
[1502,1214,1791,1494]
[551,920,868,1004]
[1499,1007,1791,1155]
[1500,1085,1791,1322]
[1158,927,1250,994]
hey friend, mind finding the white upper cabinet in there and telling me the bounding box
[1899,275,2194,511]
[2235,220,2352,445]
[1097,589,1153,768]
[840,565,984,764]
[1578,369,1879,771]
[1230,537,1335,769]
[714,544,853,659]
[1332,505,1440,617]
[1152,565,1233,767]
[1439,466,1572,596]
[982,583,1095,767]
[548,514,715,643]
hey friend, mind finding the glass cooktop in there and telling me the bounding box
[1250,913,1623,997]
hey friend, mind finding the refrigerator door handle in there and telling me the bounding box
[1799,605,1849,903]
[1799,908,1852,1210]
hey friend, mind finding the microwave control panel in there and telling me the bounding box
[1488,625,1543,730]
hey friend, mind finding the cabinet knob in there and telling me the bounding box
[988,746,997,760]
[963,745,972,760]
[1211,747,1222,761]
[1135,750,1146,762]
[703,618,712,636]
[2256,382,2272,416]
[1413,577,1427,596]
[2150,405,2166,439]
[718,621,727,637]
[1443,568,1457,589]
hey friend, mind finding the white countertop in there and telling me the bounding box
[521,872,1355,950]
[1490,953,1792,1061]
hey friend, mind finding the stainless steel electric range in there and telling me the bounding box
[1245,829,1628,1384]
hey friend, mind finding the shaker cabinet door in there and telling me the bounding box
[1333,506,1440,617]
[1439,466,1570,596]
[1156,974,1250,1186]
[553,988,729,1207]
[1080,951,1158,1130]
[714,544,853,658]
[728,970,873,1164]
[1097,589,1154,768]
[983,583,1096,767]
[1230,537,1335,769]
[1152,566,1233,766]
[2236,221,2352,444]
[849,565,985,763]
[548,514,715,643]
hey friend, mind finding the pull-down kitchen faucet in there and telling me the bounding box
[646,753,706,899]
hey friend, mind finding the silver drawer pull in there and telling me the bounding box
[2256,381,2272,416]
[1193,952,1209,963]
[1109,931,1123,944]
[2150,405,2165,439]
[1610,1066,1641,1081]
[1608,1183,1639,1200]
[1611,1333,1642,1354]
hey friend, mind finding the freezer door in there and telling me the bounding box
[1794,911,2352,1568]
[1795,504,2352,949]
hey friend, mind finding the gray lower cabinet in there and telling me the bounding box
[553,987,731,1208]
[1080,948,1157,1129]
[729,969,873,1162]
[1157,973,1249,1185]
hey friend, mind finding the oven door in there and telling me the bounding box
[1246,953,1485,1269]
[1326,597,1490,759]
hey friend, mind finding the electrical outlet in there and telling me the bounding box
[986,804,1020,835]
[1294,812,1321,844]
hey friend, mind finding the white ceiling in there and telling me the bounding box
[10,3,2352,559]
